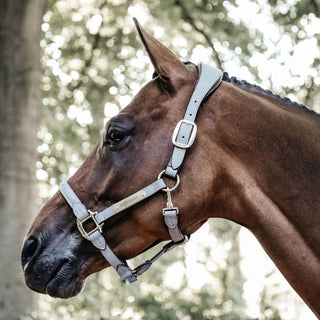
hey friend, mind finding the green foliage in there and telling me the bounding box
[30,0,319,319]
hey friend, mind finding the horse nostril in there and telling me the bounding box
[21,234,43,269]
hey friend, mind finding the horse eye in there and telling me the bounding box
[104,127,128,149]
[110,130,125,143]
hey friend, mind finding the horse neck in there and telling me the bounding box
[206,81,320,229]
[201,81,320,315]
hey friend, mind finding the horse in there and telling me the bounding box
[21,19,320,317]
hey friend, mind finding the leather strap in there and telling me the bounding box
[59,179,166,283]
[165,63,222,178]
[95,179,166,224]
[59,63,223,283]
[163,209,184,242]
[60,181,88,220]
[132,235,189,276]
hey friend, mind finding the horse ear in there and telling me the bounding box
[133,18,191,90]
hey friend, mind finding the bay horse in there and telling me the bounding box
[21,19,320,317]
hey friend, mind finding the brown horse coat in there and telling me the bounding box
[22,20,320,317]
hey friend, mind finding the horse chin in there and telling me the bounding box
[25,272,86,299]
[24,257,88,299]
[44,262,84,298]
[45,273,85,299]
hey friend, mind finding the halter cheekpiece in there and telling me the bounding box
[59,63,223,283]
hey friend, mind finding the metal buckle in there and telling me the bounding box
[172,119,197,149]
[162,207,179,216]
[77,209,104,241]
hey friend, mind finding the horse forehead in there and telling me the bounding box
[127,69,197,111]
[129,80,161,107]
[120,67,198,123]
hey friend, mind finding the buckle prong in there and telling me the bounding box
[77,209,104,240]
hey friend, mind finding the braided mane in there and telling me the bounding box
[152,61,317,116]
[222,72,318,116]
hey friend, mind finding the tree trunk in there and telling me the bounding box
[0,0,46,319]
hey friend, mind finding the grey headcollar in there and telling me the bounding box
[59,63,223,283]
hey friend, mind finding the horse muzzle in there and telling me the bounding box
[21,232,86,298]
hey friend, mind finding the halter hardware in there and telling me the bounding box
[77,209,104,240]
[59,63,223,283]
[172,120,197,149]
[157,170,180,192]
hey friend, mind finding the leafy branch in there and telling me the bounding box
[174,0,223,70]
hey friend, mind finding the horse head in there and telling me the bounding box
[21,20,221,298]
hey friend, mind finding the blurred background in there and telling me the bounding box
[0,0,319,319]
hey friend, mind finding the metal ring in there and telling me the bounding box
[157,170,180,192]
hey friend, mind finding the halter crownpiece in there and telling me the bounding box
[59,63,223,283]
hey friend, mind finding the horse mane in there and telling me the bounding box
[152,61,317,117]
[222,72,318,117]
